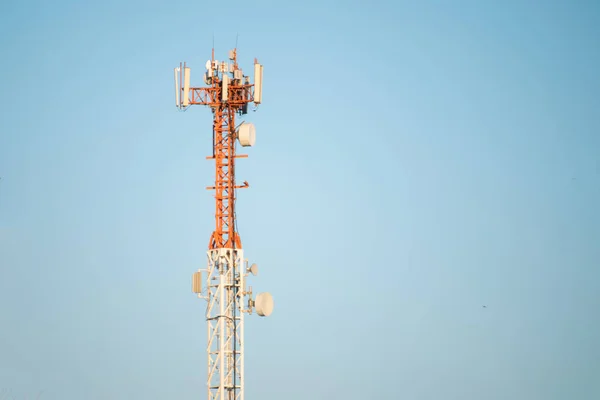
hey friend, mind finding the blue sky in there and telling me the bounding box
[1,0,599,399]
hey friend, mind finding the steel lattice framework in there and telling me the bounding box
[175,48,270,400]
[205,248,246,400]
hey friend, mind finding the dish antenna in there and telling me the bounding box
[254,292,274,317]
[237,122,256,147]
[248,263,258,276]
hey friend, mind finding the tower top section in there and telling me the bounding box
[173,48,264,250]
[174,48,263,112]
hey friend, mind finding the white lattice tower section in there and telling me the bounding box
[204,248,247,400]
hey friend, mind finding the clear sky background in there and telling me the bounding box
[1,0,599,399]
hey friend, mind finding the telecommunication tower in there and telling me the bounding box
[174,47,273,400]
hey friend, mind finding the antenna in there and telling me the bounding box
[173,48,271,400]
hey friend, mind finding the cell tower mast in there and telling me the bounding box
[174,48,272,400]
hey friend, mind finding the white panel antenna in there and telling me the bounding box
[174,67,180,107]
[254,63,263,104]
[183,67,191,107]
[192,271,202,294]
[222,75,229,102]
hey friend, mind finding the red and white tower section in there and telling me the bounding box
[174,48,273,400]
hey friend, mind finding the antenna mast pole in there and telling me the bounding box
[174,47,271,400]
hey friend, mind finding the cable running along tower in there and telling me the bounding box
[174,47,273,400]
